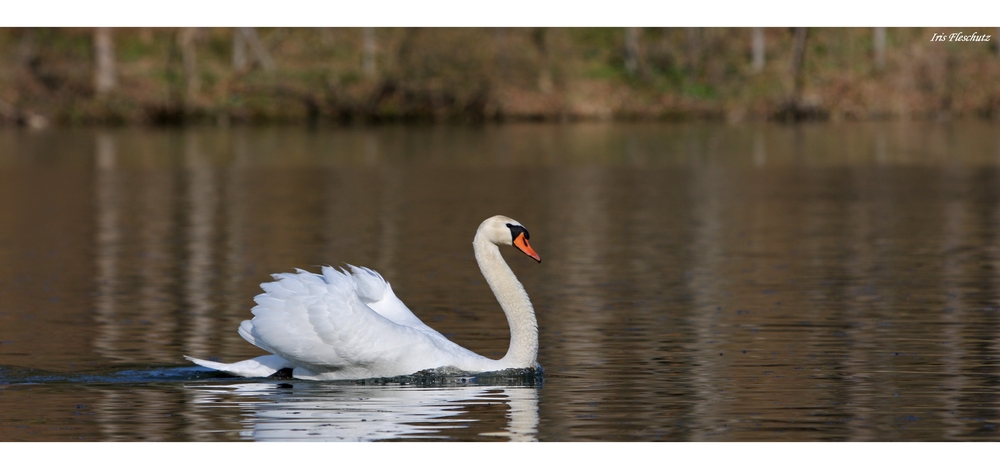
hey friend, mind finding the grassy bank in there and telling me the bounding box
[2,27,999,126]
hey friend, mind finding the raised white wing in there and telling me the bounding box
[238,266,484,379]
[340,265,447,339]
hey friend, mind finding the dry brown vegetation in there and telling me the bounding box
[1,27,999,126]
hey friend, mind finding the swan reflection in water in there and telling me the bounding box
[185,381,540,441]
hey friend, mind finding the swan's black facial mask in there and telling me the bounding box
[506,223,529,241]
[507,223,541,262]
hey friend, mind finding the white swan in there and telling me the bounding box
[186,215,541,380]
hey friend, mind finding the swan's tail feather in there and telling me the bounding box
[185,354,293,378]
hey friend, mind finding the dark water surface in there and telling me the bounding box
[2,122,1000,441]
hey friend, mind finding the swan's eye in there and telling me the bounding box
[506,223,529,240]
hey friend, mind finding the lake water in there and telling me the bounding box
[1,121,1000,441]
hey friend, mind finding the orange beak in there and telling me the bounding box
[513,233,541,263]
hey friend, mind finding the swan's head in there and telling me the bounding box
[478,215,541,263]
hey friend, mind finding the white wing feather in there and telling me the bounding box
[194,266,489,380]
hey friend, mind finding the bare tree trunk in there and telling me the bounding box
[246,28,276,71]
[362,27,376,79]
[232,28,247,71]
[751,27,765,73]
[94,27,117,95]
[533,28,553,94]
[624,27,640,76]
[178,28,200,101]
[790,27,808,105]
[236,27,275,72]
[873,27,886,71]
[18,28,36,68]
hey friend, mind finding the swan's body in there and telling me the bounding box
[186,215,541,380]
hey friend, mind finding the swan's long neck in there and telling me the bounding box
[474,233,538,369]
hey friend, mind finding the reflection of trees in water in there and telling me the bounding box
[182,132,217,358]
[77,125,1000,440]
[184,383,538,441]
[538,134,1000,440]
[93,130,209,363]
[685,163,728,438]
[935,165,1000,440]
[838,168,883,441]
[93,131,121,361]
[541,166,612,439]
[218,129,249,353]
[93,385,198,441]
[939,172,969,441]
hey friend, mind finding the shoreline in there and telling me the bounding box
[3,27,999,128]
